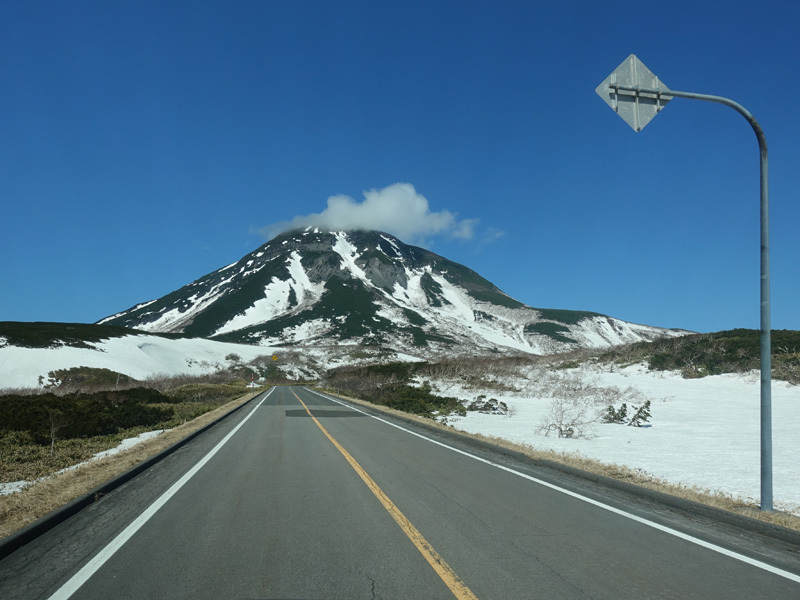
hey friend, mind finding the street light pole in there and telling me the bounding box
[597,57,773,510]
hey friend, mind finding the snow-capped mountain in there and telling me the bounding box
[99,229,685,356]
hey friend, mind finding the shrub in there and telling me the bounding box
[537,396,598,439]
[602,400,651,427]
[602,403,628,424]
[466,395,509,414]
[0,389,173,444]
[628,401,652,427]
[44,366,136,390]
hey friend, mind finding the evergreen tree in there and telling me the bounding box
[628,400,651,427]
[602,403,627,424]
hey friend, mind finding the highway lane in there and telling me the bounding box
[1,385,799,599]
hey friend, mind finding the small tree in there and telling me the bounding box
[602,403,628,424]
[628,400,651,427]
[47,408,69,457]
[538,396,599,439]
[602,400,651,427]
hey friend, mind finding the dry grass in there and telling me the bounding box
[1,434,136,483]
[0,391,258,541]
[325,389,800,533]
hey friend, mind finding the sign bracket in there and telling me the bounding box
[597,56,773,511]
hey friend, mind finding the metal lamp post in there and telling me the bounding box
[596,55,773,511]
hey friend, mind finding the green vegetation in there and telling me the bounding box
[523,310,606,345]
[628,401,652,427]
[397,308,455,348]
[524,322,577,344]
[325,362,462,418]
[310,277,391,338]
[0,378,250,483]
[0,389,173,444]
[354,361,417,379]
[466,395,509,414]
[602,401,651,426]
[600,329,800,383]
[419,272,445,307]
[400,325,456,348]
[602,403,628,424]
[534,309,604,325]
[378,383,462,416]
[213,308,306,344]
[555,359,582,370]
[42,366,136,389]
[467,289,523,308]
[474,311,495,322]
[286,287,298,309]
[224,273,460,348]
[162,382,249,404]
[407,326,429,347]
[402,308,428,327]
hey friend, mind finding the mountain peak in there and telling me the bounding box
[99,229,684,356]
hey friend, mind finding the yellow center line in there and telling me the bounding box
[291,390,478,600]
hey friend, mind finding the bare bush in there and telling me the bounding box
[416,354,547,394]
[535,369,653,439]
[537,395,599,439]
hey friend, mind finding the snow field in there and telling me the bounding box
[432,364,800,515]
[0,335,278,389]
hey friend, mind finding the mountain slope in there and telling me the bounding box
[99,229,686,356]
[0,322,280,389]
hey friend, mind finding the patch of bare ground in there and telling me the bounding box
[325,390,800,533]
[0,391,258,541]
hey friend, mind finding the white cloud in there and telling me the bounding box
[481,227,506,244]
[259,183,480,244]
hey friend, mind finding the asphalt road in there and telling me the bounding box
[1,386,799,599]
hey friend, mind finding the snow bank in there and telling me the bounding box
[438,365,800,515]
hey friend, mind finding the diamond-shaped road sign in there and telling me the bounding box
[596,54,671,132]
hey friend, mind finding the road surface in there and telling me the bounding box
[1,386,799,599]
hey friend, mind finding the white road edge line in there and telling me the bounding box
[308,388,800,584]
[47,389,274,600]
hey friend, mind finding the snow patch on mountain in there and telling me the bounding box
[215,278,294,336]
[333,231,370,282]
[266,319,332,346]
[571,316,678,348]
[380,234,402,257]
[98,299,158,325]
[215,252,325,336]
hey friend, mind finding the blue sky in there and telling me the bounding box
[2,1,798,334]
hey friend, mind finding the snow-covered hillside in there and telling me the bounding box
[0,335,278,389]
[427,364,800,516]
[0,329,425,389]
